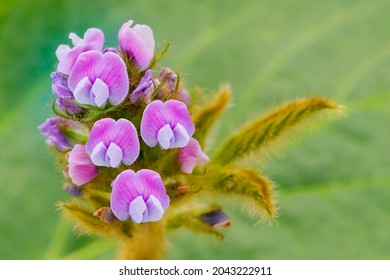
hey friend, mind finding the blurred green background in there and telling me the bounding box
[1,0,389,259]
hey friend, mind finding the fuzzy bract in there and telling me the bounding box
[85,118,139,168]
[140,100,195,149]
[118,20,155,71]
[56,28,104,75]
[38,117,73,151]
[110,169,170,223]
[68,51,129,108]
[178,138,209,174]
[68,144,99,186]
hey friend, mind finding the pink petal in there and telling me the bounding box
[157,124,174,150]
[140,100,167,147]
[73,76,93,105]
[111,119,139,166]
[128,196,147,223]
[165,100,195,136]
[144,195,164,222]
[55,44,71,61]
[172,123,190,148]
[110,170,141,221]
[82,28,105,50]
[136,169,170,209]
[106,142,123,168]
[85,118,116,156]
[68,144,98,185]
[56,28,104,75]
[98,52,129,105]
[91,78,109,107]
[68,50,101,91]
[133,24,155,53]
[90,141,108,166]
[179,138,209,174]
[118,20,155,71]
[69,32,83,45]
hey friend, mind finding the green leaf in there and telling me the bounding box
[192,85,231,147]
[212,97,341,165]
[203,166,277,220]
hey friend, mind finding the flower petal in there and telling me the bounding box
[165,100,195,136]
[106,142,123,168]
[82,28,105,50]
[144,195,164,222]
[56,28,104,75]
[110,170,141,221]
[129,196,147,224]
[178,138,209,174]
[90,141,108,166]
[111,119,140,166]
[98,52,129,105]
[136,169,170,209]
[38,117,72,151]
[73,76,93,105]
[171,123,190,148]
[68,144,98,186]
[157,124,174,150]
[130,69,154,103]
[91,78,109,107]
[118,20,155,71]
[85,118,116,156]
[140,100,167,147]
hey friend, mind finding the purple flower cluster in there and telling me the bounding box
[39,20,208,224]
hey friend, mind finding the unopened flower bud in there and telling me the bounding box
[200,208,231,228]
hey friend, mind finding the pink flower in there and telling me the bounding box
[68,51,129,108]
[118,20,155,71]
[140,100,195,149]
[110,169,170,223]
[68,144,98,186]
[178,138,209,174]
[56,28,104,75]
[85,118,140,168]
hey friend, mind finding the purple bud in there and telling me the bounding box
[38,117,73,151]
[68,144,99,186]
[56,28,105,75]
[51,72,82,113]
[118,20,155,71]
[200,208,231,228]
[110,169,170,223]
[130,69,156,103]
[85,118,140,168]
[176,88,191,106]
[157,67,177,94]
[178,138,209,174]
[68,51,129,108]
[63,183,83,197]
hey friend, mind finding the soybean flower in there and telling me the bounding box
[39,19,341,260]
